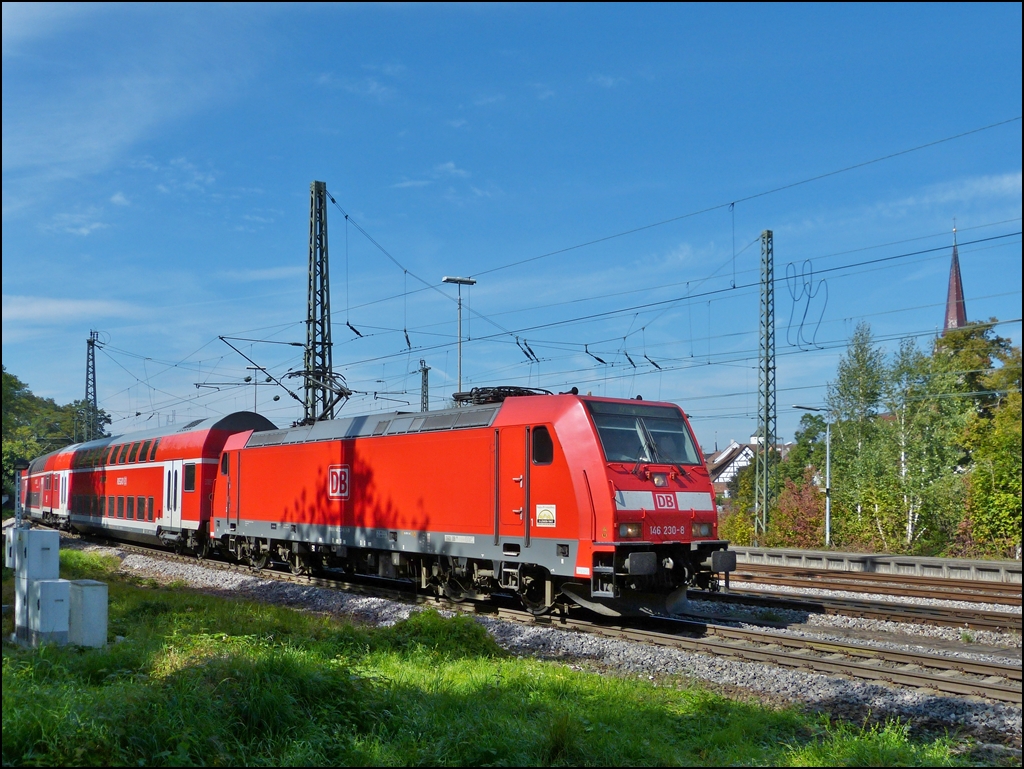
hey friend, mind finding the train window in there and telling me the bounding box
[586,401,702,465]
[117,444,130,464]
[183,463,196,492]
[44,475,51,490]
[149,439,160,461]
[532,426,554,465]
[147,497,155,521]
[126,497,135,519]
[128,443,140,463]
[106,446,117,465]
[107,496,115,517]
[140,441,152,462]
[137,496,145,521]
[220,454,229,475]
[166,471,171,509]
[117,497,125,518]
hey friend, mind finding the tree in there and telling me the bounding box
[963,343,1022,557]
[1,365,111,501]
[766,467,825,549]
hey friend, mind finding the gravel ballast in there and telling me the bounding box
[71,539,1023,742]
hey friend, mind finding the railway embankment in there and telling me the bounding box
[3,537,1021,766]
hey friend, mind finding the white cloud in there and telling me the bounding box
[110,192,130,206]
[392,179,432,189]
[2,294,138,323]
[474,94,504,106]
[47,210,108,236]
[591,74,627,88]
[435,161,470,178]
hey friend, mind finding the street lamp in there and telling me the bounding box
[442,276,476,397]
[792,405,831,548]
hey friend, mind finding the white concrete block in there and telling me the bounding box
[69,580,108,648]
[28,579,70,646]
[16,529,60,582]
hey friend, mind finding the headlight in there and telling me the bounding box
[695,523,712,537]
[618,522,642,538]
[651,472,668,487]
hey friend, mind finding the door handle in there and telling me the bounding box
[512,475,523,485]
[513,507,524,516]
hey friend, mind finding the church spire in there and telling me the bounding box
[943,225,967,334]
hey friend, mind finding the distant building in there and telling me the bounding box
[707,440,755,498]
[943,227,967,334]
[707,437,796,499]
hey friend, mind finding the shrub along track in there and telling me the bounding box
[65,533,1023,706]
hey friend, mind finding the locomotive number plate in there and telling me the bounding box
[649,525,681,537]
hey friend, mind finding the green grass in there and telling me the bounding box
[0,551,995,766]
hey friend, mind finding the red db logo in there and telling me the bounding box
[328,465,350,500]
[654,492,676,510]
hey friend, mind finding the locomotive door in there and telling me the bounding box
[496,426,530,544]
[164,460,183,528]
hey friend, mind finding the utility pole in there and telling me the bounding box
[84,330,100,442]
[442,275,476,397]
[419,359,430,412]
[298,181,351,423]
[754,230,776,544]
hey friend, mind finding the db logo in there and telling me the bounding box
[654,492,676,510]
[328,465,351,500]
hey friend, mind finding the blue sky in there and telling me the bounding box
[3,3,1021,450]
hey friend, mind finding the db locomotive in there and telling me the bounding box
[21,389,735,615]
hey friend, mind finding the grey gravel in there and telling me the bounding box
[69,538,1023,740]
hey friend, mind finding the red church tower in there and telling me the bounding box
[943,227,967,334]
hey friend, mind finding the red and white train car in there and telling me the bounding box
[23,392,734,615]
[22,413,274,549]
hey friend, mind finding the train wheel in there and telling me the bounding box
[249,551,269,571]
[519,572,554,616]
[289,553,309,576]
[195,539,211,561]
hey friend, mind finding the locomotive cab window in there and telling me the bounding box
[220,454,229,475]
[532,426,554,465]
[183,463,197,492]
[586,400,702,465]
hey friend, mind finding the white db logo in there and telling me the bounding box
[654,492,676,510]
[328,465,350,500]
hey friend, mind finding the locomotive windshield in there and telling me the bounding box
[587,401,701,465]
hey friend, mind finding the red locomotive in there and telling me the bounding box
[22,389,735,615]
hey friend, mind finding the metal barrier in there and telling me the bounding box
[731,546,1022,584]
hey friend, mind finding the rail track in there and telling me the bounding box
[68,534,1022,705]
[729,564,1023,606]
[692,588,1023,633]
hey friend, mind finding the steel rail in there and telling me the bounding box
[692,588,1023,633]
[730,565,1023,605]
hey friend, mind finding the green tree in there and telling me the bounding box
[1,365,111,501]
[962,343,1022,557]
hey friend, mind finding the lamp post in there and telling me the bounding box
[792,405,831,548]
[441,276,476,396]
